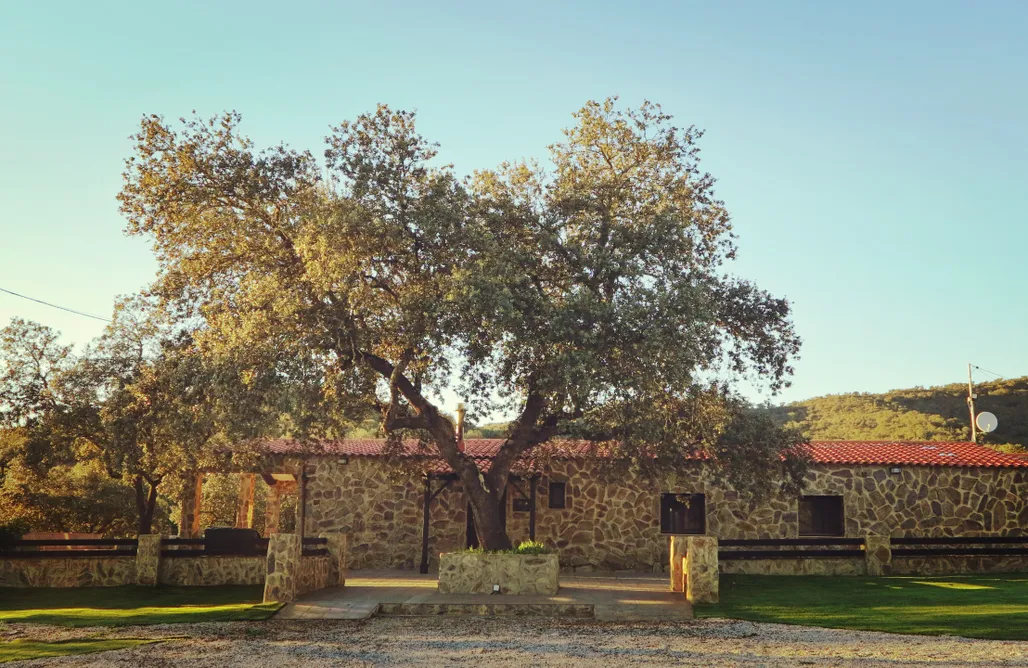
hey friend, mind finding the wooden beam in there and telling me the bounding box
[235,473,256,528]
[297,464,309,539]
[419,476,432,574]
[529,474,538,541]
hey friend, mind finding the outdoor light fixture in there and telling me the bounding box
[338,457,349,465]
[889,467,901,474]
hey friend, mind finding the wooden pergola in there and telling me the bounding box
[417,472,540,574]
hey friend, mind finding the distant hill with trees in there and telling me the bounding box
[767,376,1028,453]
[473,377,1028,455]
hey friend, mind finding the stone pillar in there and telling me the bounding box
[684,536,719,604]
[236,473,256,529]
[320,532,348,587]
[265,484,282,536]
[865,535,892,576]
[669,535,688,592]
[263,533,301,603]
[135,534,163,586]
[178,473,204,538]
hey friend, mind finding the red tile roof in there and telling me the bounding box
[257,438,1028,469]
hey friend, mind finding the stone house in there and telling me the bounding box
[185,439,1028,573]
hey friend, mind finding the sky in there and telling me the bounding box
[1,0,1026,409]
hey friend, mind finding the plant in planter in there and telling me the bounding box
[438,541,559,595]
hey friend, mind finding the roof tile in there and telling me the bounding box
[258,438,1028,469]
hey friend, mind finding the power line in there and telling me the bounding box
[0,286,111,322]
[972,365,1005,381]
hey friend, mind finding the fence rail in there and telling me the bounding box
[160,536,269,558]
[0,537,138,559]
[718,536,865,561]
[892,536,1028,545]
[720,538,864,547]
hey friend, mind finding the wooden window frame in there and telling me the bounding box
[547,481,567,509]
[798,495,845,537]
[659,493,706,535]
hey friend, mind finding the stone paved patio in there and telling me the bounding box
[276,569,691,621]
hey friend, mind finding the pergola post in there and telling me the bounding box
[420,475,431,574]
[297,465,309,539]
[235,473,256,528]
[178,472,203,538]
[265,483,282,536]
[529,475,538,541]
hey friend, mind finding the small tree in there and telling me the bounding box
[120,98,804,549]
[75,300,282,534]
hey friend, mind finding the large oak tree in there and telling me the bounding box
[120,98,804,549]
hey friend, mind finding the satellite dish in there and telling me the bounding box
[976,412,999,433]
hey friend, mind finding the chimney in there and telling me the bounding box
[456,403,466,453]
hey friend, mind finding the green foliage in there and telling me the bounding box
[0,459,165,536]
[511,540,551,555]
[0,518,29,546]
[695,574,1028,641]
[460,540,554,555]
[768,376,1028,452]
[0,585,279,627]
[118,98,804,549]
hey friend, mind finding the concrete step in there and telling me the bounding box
[376,602,594,617]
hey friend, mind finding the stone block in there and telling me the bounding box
[669,536,688,592]
[438,552,559,595]
[263,533,301,603]
[684,536,718,604]
[135,534,162,586]
[320,532,348,587]
[865,535,892,576]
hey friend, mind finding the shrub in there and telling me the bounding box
[0,519,29,547]
[511,540,551,555]
[458,540,553,555]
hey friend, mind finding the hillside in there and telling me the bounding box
[770,376,1028,453]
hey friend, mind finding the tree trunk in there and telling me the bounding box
[465,486,511,551]
[133,475,159,535]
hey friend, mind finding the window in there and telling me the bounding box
[660,493,706,534]
[548,481,567,509]
[512,498,531,513]
[799,495,845,536]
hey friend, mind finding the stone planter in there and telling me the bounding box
[438,552,559,595]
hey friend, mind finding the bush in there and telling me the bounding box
[511,540,551,555]
[0,519,29,547]
[459,540,553,555]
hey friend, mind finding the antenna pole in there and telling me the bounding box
[967,362,977,443]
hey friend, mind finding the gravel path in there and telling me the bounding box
[5,617,1028,667]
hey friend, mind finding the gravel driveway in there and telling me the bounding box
[6,617,1028,667]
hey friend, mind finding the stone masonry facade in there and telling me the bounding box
[299,455,1028,572]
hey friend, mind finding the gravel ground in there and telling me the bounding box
[4,617,1028,667]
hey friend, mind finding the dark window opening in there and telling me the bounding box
[548,481,567,509]
[512,498,531,513]
[799,495,845,536]
[660,493,706,534]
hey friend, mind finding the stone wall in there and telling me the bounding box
[299,455,1028,572]
[296,555,331,596]
[438,552,559,595]
[720,558,867,576]
[893,555,1028,575]
[304,458,467,570]
[0,557,136,587]
[159,556,267,586]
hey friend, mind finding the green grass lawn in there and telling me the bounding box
[694,574,1028,640]
[0,585,281,627]
[0,639,158,664]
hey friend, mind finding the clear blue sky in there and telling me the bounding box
[1,1,1026,407]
